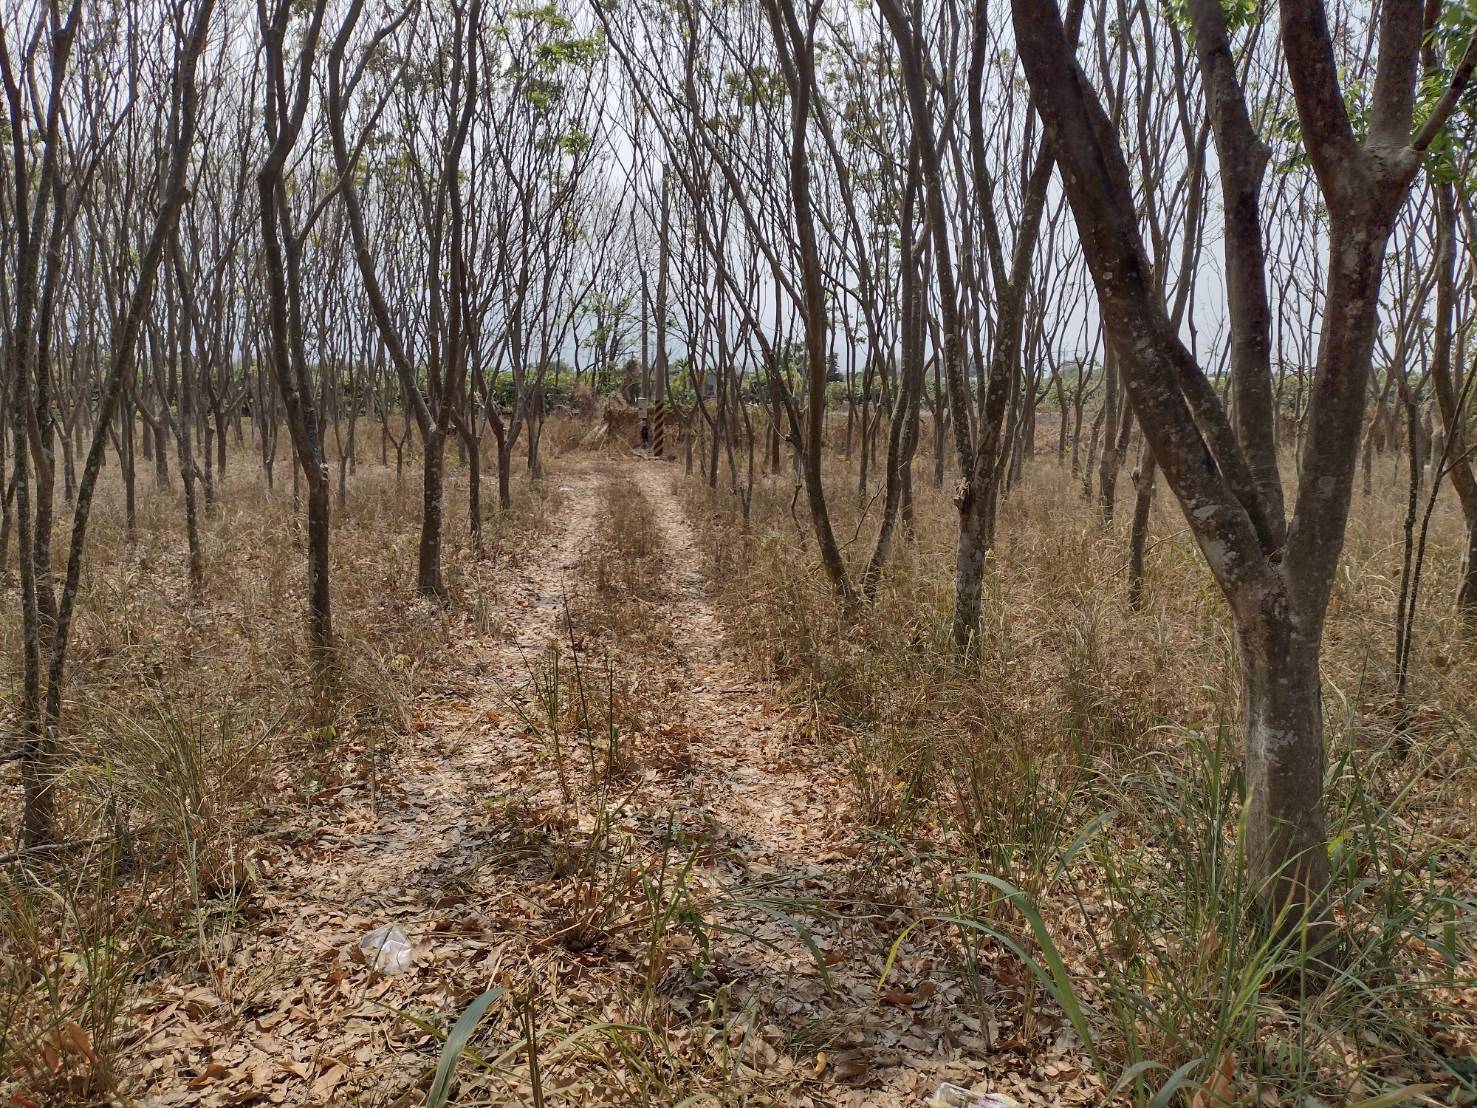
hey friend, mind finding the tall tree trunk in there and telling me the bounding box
[1127,449,1157,609]
[154,421,170,486]
[864,156,924,597]
[122,401,137,539]
[1007,0,1470,931]
[418,428,448,601]
[1427,183,1477,627]
[495,427,512,512]
[258,0,334,662]
[170,268,204,596]
[1459,519,1477,622]
[762,0,856,606]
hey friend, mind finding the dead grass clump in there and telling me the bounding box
[583,473,668,637]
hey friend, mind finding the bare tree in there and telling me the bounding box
[1010,0,1477,928]
[2,0,215,845]
[257,0,334,655]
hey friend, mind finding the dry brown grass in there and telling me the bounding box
[0,431,554,1102]
[548,468,689,784]
[679,432,1477,1103]
[4,412,1474,1105]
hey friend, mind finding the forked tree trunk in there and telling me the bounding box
[762,0,856,607]
[880,0,1069,648]
[864,158,924,597]
[1008,0,1471,933]
[11,0,216,847]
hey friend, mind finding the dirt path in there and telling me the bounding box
[612,463,1023,1106]
[126,468,610,1105]
[626,461,855,871]
[126,459,1074,1107]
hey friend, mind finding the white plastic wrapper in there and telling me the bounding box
[359,923,414,974]
[927,1084,1021,1108]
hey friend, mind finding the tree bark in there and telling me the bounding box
[1238,602,1330,929]
[418,428,448,602]
[1007,0,1469,932]
[1127,448,1157,609]
[762,0,856,606]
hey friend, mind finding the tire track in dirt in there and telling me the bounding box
[125,467,611,1106]
[624,462,853,869]
[619,463,1018,1107]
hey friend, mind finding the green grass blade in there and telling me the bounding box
[427,987,506,1108]
[963,873,1097,1064]
[1347,1086,1440,1108]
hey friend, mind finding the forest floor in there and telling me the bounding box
[117,457,1097,1107]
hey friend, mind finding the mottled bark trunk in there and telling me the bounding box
[1082,403,1105,499]
[0,468,15,583]
[1098,400,1134,524]
[1070,396,1085,477]
[1239,605,1330,935]
[951,492,990,648]
[60,429,75,503]
[864,321,922,596]
[122,404,137,538]
[181,439,204,595]
[202,419,216,510]
[306,472,332,656]
[1459,517,1477,630]
[215,398,229,476]
[154,422,170,486]
[765,0,855,607]
[466,434,481,545]
[496,431,512,512]
[175,336,204,595]
[1427,182,1477,628]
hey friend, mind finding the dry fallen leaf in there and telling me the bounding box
[58,1021,96,1063]
[1191,1050,1236,1108]
[830,1053,870,1082]
[312,1062,348,1098]
[187,1062,231,1089]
